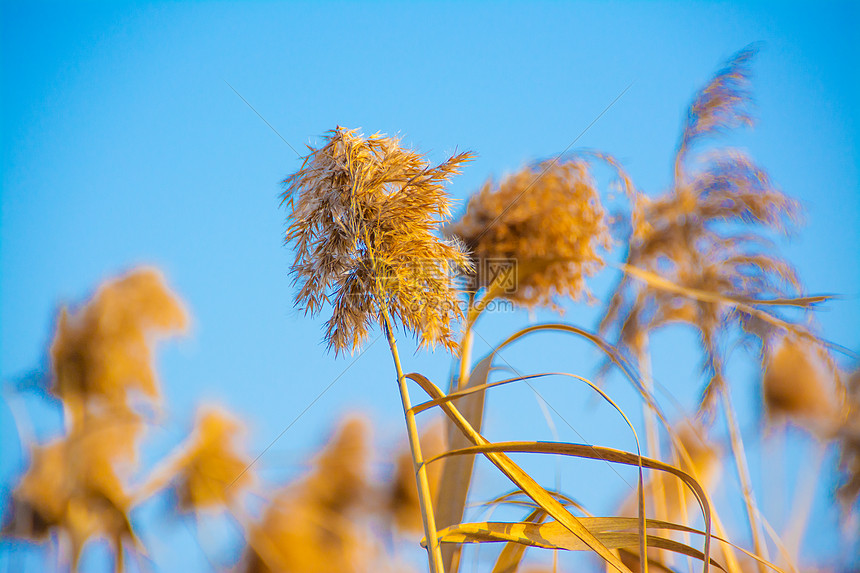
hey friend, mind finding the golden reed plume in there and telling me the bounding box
[242,415,374,573]
[50,267,187,419]
[5,267,187,571]
[282,127,474,354]
[447,158,610,310]
[172,406,252,512]
[600,46,802,415]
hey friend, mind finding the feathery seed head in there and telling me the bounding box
[837,368,860,511]
[5,417,139,564]
[679,46,757,157]
[243,490,373,573]
[173,406,252,512]
[447,158,610,310]
[50,268,187,415]
[302,415,371,516]
[601,48,805,417]
[762,336,840,434]
[283,127,474,354]
[242,415,375,573]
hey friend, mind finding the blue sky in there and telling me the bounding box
[1,1,858,571]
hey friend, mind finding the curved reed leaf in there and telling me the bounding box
[491,507,549,573]
[616,262,828,342]
[460,322,678,446]
[426,440,714,573]
[427,520,722,569]
[481,490,591,517]
[436,353,492,572]
[413,372,580,415]
[414,364,648,573]
[407,373,636,573]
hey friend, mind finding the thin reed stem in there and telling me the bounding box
[720,384,769,573]
[638,339,670,566]
[457,326,474,391]
[783,444,825,565]
[710,508,745,573]
[379,303,445,573]
[455,291,477,393]
[114,543,123,573]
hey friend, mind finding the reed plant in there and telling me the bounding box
[3,47,856,573]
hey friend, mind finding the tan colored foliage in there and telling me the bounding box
[50,268,187,418]
[600,47,802,414]
[837,368,860,511]
[5,415,141,566]
[7,47,854,573]
[243,492,373,573]
[282,127,474,353]
[388,419,447,533]
[4,267,187,570]
[242,415,375,573]
[447,158,610,310]
[302,415,371,515]
[172,406,252,512]
[762,337,840,433]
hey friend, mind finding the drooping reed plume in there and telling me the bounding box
[599,47,821,573]
[242,416,375,573]
[447,158,611,311]
[282,126,474,354]
[600,46,802,414]
[50,268,187,420]
[5,415,143,569]
[170,406,253,513]
[761,336,841,435]
[5,268,187,571]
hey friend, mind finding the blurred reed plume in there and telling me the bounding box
[242,415,374,573]
[282,126,474,354]
[50,267,187,420]
[243,489,374,573]
[170,406,252,512]
[837,368,860,513]
[5,267,187,572]
[388,420,447,533]
[761,336,841,436]
[5,418,142,568]
[601,46,802,415]
[447,158,610,310]
[675,47,756,171]
[301,415,371,515]
[592,46,843,573]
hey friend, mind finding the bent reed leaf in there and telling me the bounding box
[407,372,637,573]
[425,439,715,573]
[428,520,723,570]
[435,353,491,572]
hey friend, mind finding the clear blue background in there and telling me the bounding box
[2,1,858,571]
